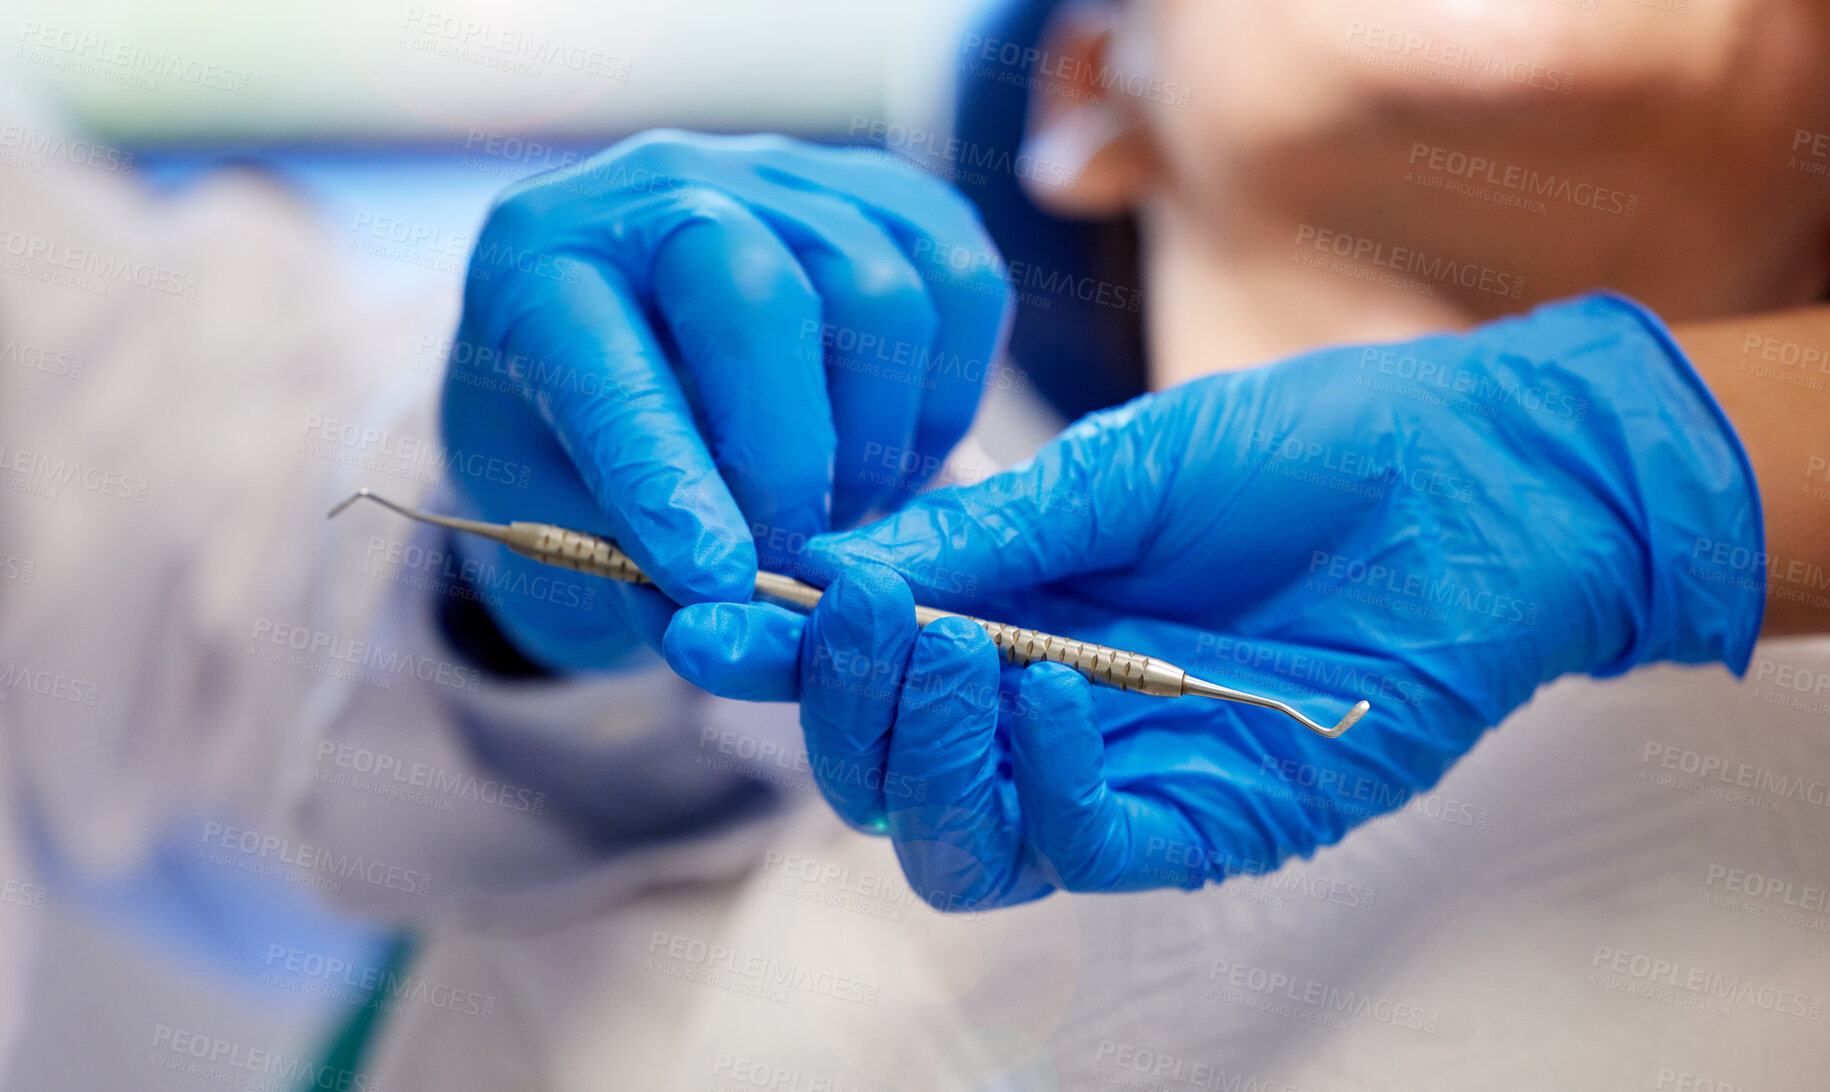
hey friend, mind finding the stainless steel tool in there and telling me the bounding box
[329,488,1368,738]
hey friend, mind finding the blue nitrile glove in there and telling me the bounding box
[662,294,1765,909]
[440,130,1009,671]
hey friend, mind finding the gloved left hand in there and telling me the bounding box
[662,295,1765,910]
[440,130,1009,672]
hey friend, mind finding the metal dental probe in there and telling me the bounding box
[328,488,1368,738]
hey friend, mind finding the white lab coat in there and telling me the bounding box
[0,84,445,1070]
[0,85,803,1082]
[5,88,1830,1092]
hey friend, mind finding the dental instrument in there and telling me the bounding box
[328,488,1367,738]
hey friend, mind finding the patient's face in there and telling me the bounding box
[1130,0,1830,317]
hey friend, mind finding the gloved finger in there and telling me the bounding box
[805,402,1152,609]
[798,564,919,831]
[762,194,937,527]
[886,617,1046,911]
[1010,664,1206,892]
[662,601,804,703]
[649,199,837,573]
[864,196,1009,474]
[745,141,1012,465]
[478,263,756,606]
[451,533,678,672]
[442,338,676,665]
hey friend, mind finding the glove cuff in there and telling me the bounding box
[1551,293,1766,677]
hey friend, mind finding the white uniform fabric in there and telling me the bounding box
[653,654,1830,1092]
[0,85,803,1081]
[0,80,446,1068]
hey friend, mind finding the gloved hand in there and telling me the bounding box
[441,130,1009,671]
[663,294,1765,909]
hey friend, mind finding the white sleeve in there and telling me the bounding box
[288,548,809,931]
[0,84,457,877]
[0,88,808,913]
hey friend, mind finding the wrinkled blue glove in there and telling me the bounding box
[663,294,1765,909]
[441,130,1009,671]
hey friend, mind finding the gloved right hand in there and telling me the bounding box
[440,131,1009,672]
[664,294,1767,906]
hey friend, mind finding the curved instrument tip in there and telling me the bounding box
[321,488,513,545]
[1325,700,1371,738]
[1181,673,1367,739]
[326,488,374,520]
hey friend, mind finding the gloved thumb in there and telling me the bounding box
[803,394,1166,609]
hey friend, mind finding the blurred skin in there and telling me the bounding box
[1027,0,1830,375]
[1020,0,1830,633]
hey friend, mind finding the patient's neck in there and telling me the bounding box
[1141,202,1476,390]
